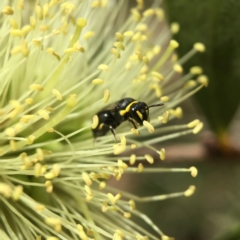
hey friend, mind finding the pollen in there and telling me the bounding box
[12,185,23,201]
[35,163,42,177]
[187,119,200,128]
[159,148,166,160]
[77,224,88,240]
[2,6,14,15]
[197,75,208,87]
[82,172,92,186]
[151,71,164,81]
[84,185,93,197]
[130,154,136,165]
[29,84,44,91]
[114,42,125,51]
[27,135,36,145]
[184,185,196,197]
[192,122,203,134]
[91,115,99,129]
[184,80,197,89]
[190,166,198,177]
[131,128,139,135]
[170,40,179,49]
[162,111,169,124]
[143,120,154,133]
[123,31,134,37]
[5,127,16,137]
[99,181,106,190]
[124,212,131,218]
[98,64,109,72]
[129,199,136,210]
[10,140,17,151]
[143,9,155,17]
[173,64,183,73]
[38,109,50,120]
[194,42,205,52]
[52,89,63,100]
[160,96,170,102]
[190,66,203,75]
[113,144,126,155]
[144,154,154,164]
[92,78,104,85]
[137,163,144,172]
[103,89,110,103]
[0,183,12,198]
[107,193,116,204]
[35,5,43,20]
[170,22,180,34]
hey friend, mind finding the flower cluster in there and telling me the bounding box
[0,0,207,239]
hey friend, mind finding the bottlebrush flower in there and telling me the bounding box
[0,0,207,239]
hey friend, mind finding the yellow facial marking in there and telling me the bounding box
[119,101,138,116]
[136,110,143,120]
[98,123,104,129]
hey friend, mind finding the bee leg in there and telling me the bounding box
[109,125,117,142]
[128,118,137,129]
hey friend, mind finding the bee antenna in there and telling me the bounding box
[147,103,164,109]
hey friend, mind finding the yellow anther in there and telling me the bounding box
[155,8,164,20]
[35,163,42,177]
[143,9,155,17]
[49,0,60,8]
[18,0,24,10]
[190,166,198,177]
[115,32,124,42]
[137,163,144,172]
[103,89,110,103]
[129,199,136,210]
[9,19,18,29]
[61,2,76,14]
[35,203,45,211]
[5,127,15,137]
[102,201,108,212]
[113,233,123,240]
[184,80,197,89]
[98,64,109,72]
[192,122,203,134]
[123,31,134,37]
[170,22,180,34]
[92,78,104,85]
[21,25,32,36]
[159,148,166,160]
[46,237,59,240]
[10,29,23,37]
[12,185,23,201]
[118,159,128,170]
[153,45,161,55]
[143,56,149,65]
[151,71,164,81]
[114,42,125,51]
[84,185,92,196]
[162,111,169,124]
[131,32,141,42]
[144,154,154,164]
[37,109,49,120]
[197,75,208,87]
[173,64,183,73]
[131,144,137,149]
[160,96,170,102]
[35,5,43,20]
[2,6,14,15]
[91,115,99,129]
[113,144,126,155]
[187,119,200,128]
[52,164,60,177]
[29,16,36,28]
[115,192,122,201]
[120,135,126,146]
[99,181,106,190]
[77,224,89,240]
[184,185,196,197]
[52,89,62,100]
[82,172,92,186]
[170,40,179,49]
[43,3,49,17]
[0,183,12,198]
[135,52,143,61]
[107,193,116,204]
[66,94,77,108]
[111,48,120,58]
[115,229,125,238]
[10,140,17,151]
[131,128,139,135]
[77,18,87,27]
[36,148,44,161]
[143,120,154,133]
[44,172,55,179]
[131,8,141,21]
[41,165,48,175]
[194,42,205,52]
[190,66,203,75]
[29,84,44,91]
[129,154,136,165]
[124,212,131,218]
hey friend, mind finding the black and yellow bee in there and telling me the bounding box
[92,98,164,140]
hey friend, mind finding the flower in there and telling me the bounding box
[0,0,207,239]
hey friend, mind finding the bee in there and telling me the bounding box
[92,98,164,140]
